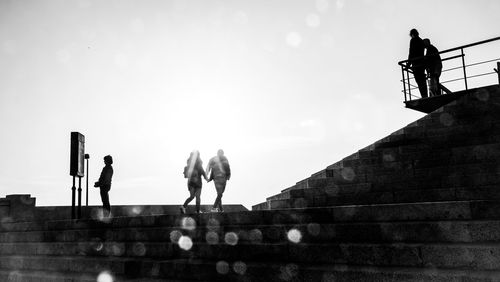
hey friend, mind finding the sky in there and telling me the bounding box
[1,0,499,209]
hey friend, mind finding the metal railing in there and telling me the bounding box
[398,36,500,102]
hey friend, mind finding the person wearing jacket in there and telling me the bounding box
[407,28,428,98]
[181,150,208,214]
[95,155,113,217]
[206,149,231,212]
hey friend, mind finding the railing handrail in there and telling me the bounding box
[398,36,500,66]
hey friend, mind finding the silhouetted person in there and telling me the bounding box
[181,150,208,214]
[206,149,231,212]
[94,155,113,217]
[407,28,428,98]
[423,38,443,97]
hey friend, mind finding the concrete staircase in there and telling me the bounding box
[1,85,500,281]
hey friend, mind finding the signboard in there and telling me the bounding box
[70,132,85,177]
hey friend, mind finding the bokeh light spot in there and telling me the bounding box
[132,242,146,256]
[216,261,230,275]
[169,230,182,243]
[233,261,247,275]
[181,217,197,231]
[307,223,321,236]
[178,235,193,251]
[97,271,114,282]
[207,218,220,231]
[249,229,263,243]
[439,113,454,126]
[130,206,143,216]
[287,229,302,244]
[224,232,239,246]
[280,263,299,281]
[341,167,355,181]
[206,231,219,245]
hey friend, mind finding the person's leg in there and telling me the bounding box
[214,179,226,211]
[413,68,428,98]
[183,187,195,207]
[429,76,438,96]
[194,188,201,213]
[100,187,111,217]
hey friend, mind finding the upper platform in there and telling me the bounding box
[398,36,500,113]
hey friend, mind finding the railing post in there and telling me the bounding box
[496,62,500,85]
[461,48,468,90]
[406,69,412,100]
[401,65,407,102]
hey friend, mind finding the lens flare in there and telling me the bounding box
[178,235,193,251]
[287,229,302,244]
[216,261,230,274]
[97,271,114,282]
[206,231,219,245]
[224,232,239,246]
[181,217,197,231]
[233,261,247,275]
[170,230,182,243]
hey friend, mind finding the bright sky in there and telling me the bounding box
[1,0,499,209]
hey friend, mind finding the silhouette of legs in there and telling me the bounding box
[212,178,226,212]
[183,187,202,213]
[413,67,428,98]
[100,186,111,217]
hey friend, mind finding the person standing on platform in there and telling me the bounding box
[206,149,231,212]
[181,150,208,214]
[407,28,428,98]
[423,38,443,97]
[94,155,113,217]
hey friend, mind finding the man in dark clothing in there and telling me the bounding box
[206,149,231,212]
[407,28,428,98]
[423,38,443,97]
[95,155,114,217]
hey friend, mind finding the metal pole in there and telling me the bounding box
[401,66,407,102]
[461,48,468,90]
[71,176,76,219]
[78,176,82,219]
[85,154,90,207]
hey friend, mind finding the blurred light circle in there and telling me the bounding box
[224,232,239,246]
[206,231,219,245]
[233,261,247,275]
[97,271,114,282]
[287,229,302,243]
[181,217,197,231]
[178,235,193,251]
[216,261,230,274]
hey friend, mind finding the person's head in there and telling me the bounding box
[409,28,419,38]
[104,155,113,165]
[217,149,224,157]
[189,150,201,163]
[423,38,431,47]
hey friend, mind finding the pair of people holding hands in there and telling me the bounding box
[181,149,231,214]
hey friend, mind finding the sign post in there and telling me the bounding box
[70,132,85,219]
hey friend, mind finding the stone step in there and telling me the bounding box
[267,185,500,210]
[4,201,500,233]
[3,219,500,245]
[4,241,500,271]
[2,255,500,281]
[0,269,193,282]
